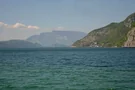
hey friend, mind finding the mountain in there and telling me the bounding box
[27,31,86,47]
[73,12,135,47]
[0,40,42,48]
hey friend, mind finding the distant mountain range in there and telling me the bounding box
[0,31,86,48]
[1,12,135,48]
[73,12,135,47]
[0,40,42,48]
[27,31,86,47]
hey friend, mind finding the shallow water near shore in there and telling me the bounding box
[0,48,135,90]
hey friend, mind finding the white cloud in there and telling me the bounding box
[0,22,40,30]
[0,22,8,27]
[0,21,42,41]
[13,23,26,28]
[0,21,69,41]
[28,25,40,29]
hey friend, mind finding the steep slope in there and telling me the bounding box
[73,12,135,47]
[0,40,42,48]
[27,31,86,47]
[124,28,135,47]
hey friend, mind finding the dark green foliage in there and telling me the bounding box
[131,22,135,27]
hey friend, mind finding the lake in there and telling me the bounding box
[0,48,135,90]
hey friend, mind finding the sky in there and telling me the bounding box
[0,0,135,40]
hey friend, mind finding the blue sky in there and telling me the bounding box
[0,0,135,40]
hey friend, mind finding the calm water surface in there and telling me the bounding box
[0,48,135,90]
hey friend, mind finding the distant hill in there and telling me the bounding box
[27,31,86,47]
[0,40,42,48]
[73,12,135,47]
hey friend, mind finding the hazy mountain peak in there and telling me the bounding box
[27,31,86,47]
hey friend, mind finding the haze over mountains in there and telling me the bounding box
[0,40,42,48]
[0,31,86,48]
[27,31,86,47]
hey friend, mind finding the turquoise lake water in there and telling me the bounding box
[0,48,135,90]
